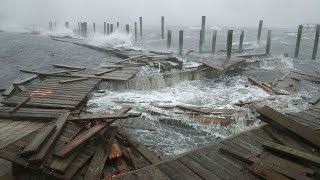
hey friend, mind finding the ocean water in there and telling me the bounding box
[0,23,320,158]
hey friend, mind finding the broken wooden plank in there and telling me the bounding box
[17,85,27,92]
[20,124,56,158]
[257,106,320,148]
[109,140,123,159]
[69,113,130,122]
[250,162,290,180]
[10,96,31,113]
[13,75,38,85]
[262,141,320,166]
[59,77,88,84]
[126,147,143,170]
[117,129,160,164]
[192,115,235,125]
[48,150,80,173]
[84,127,117,180]
[2,84,15,96]
[29,111,71,163]
[309,92,320,105]
[176,105,210,114]
[55,120,115,158]
[52,64,86,70]
[279,72,290,81]
[95,68,119,76]
[248,77,274,93]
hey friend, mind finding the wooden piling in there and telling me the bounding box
[49,22,53,31]
[93,22,96,33]
[161,16,164,39]
[239,30,244,52]
[167,30,172,50]
[117,22,119,29]
[107,23,110,35]
[179,30,183,55]
[257,20,263,43]
[227,30,233,58]
[312,25,320,60]
[126,24,129,34]
[211,30,217,54]
[294,25,303,58]
[104,22,106,35]
[83,22,87,37]
[54,22,57,30]
[134,22,137,41]
[110,24,114,33]
[139,17,143,37]
[199,30,204,54]
[81,23,84,37]
[65,22,69,29]
[266,30,272,55]
[201,16,206,42]
[78,22,81,36]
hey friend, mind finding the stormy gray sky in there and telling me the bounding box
[1,0,319,27]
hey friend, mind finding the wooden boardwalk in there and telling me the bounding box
[119,105,320,180]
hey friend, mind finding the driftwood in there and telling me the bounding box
[248,77,274,93]
[192,115,235,125]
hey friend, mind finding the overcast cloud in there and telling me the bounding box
[1,0,319,27]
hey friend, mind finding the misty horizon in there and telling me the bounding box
[1,0,320,29]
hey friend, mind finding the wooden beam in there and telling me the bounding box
[10,96,31,113]
[29,111,71,163]
[117,130,160,164]
[55,120,115,158]
[176,105,210,114]
[263,141,320,166]
[13,75,38,85]
[257,106,320,148]
[52,64,86,70]
[69,113,130,122]
[248,77,274,93]
[95,68,119,76]
[2,84,15,96]
[20,124,56,157]
[59,77,88,84]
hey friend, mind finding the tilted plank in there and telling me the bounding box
[117,129,160,164]
[257,106,320,148]
[2,84,15,96]
[55,120,115,158]
[263,141,320,166]
[20,124,56,157]
[29,111,71,163]
[10,96,31,113]
[52,64,86,70]
[69,113,130,122]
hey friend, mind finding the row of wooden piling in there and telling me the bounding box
[48,18,320,60]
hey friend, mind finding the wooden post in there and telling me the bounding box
[167,30,172,50]
[126,24,129,34]
[83,22,87,37]
[107,23,110,35]
[104,22,106,35]
[257,20,263,44]
[199,30,203,54]
[78,22,81,36]
[65,22,69,29]
[201,16,206,42]
[139,17,143,37]
[294,25,303,58]
[179,30,183,55]
[110,24,113,33]
[54,22,57,30]
[93,22,96,33]
[161,16,164,39]
[266,30,272,55]
[239,30,244,52]
[312,25,320,60]
[81,23,84,37]
[49,22,53,31]
[134,22,137,41]
[117,22,119,29]
[227,30,233,58]
[211,30,217,54]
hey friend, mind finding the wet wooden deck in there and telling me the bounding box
[119,104,320,180]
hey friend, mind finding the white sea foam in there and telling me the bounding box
[41,27,74,38]
[259,55,294,70]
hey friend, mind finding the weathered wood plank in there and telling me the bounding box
[257,106,320,148]
[52,64,86,70]
[55,120,115,158]
[117,130,160,164]
[59,77,88,84]
[69,113,130,122]
[29,111,71,163]
[84,127,117,180]
[20,124,56,157]
[248,77,274,93]
[2,84,15,96]
[10,96,31,113]
[262,141,320,166]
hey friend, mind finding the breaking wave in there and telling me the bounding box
[89,31,135,49]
